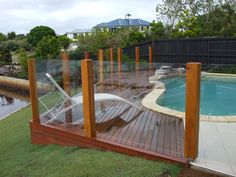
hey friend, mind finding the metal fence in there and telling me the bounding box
[123,37,236,64]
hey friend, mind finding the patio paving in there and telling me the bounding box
[191,121,236,176]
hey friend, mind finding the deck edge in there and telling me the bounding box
[30,121,188,165]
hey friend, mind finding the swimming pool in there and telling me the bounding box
[157,75,236,116]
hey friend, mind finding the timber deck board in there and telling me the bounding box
[38,70,185,163]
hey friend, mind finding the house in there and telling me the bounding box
[66,29,91,39]
[94,18,151,32]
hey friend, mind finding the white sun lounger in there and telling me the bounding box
[45,73,141,123]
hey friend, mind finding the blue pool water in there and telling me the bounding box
[157,76,236,116]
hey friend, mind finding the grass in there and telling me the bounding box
[0,106,182,177]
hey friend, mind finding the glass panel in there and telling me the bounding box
[36,59,82,128]
[93,60,185,158]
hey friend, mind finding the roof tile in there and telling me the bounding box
[95,18,150,28]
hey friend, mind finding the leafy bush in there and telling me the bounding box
[0,33,7,42]
[0,43,12,65]
[35,36,61,59]
[5,40,19,51]
[18,49,28,71]
[77,28,147,53]
[58,35,72,49]
[7,32,16,40]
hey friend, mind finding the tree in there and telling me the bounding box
[35,36,61,59]
[156,0,184,38]
[76,27,149,54]
[18,48,28,71]
[5,40,19,51]
[91,29,110,50]
[196,3,236,37]
[7,31,16,40]
[123,28,146,46]
[0,33,6,42]
[58,35,71,49]
[172,9,200,38]
[170,2,236,38]
[77,29,111,52]
[156,0,223,38]
[16,34,26,39]
[15,37,31,51]
[27,26,56,47]
[149,21,165,39]
[0,43,12,65]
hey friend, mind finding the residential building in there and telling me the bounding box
[94,18,151,32]
[66,29,91,39]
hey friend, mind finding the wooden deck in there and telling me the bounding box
[31,70,187,164]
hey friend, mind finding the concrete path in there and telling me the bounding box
[191,121,236,176]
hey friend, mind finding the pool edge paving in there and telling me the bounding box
[142,88,236,122]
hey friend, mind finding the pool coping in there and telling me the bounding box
[142,73,236,122]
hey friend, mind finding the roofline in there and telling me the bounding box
[94,24,150,28]
[94,18,151,28]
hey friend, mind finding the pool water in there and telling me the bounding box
[157,76,236,116]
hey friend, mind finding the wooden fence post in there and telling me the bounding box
[99,49,104,83]
[28,58,40,124]
[109,48,114,77]
[61,52,72,123]
[81,59,96,138]
[135,46,140,70]
[84,51,90,59]
[149,46,153,67]
[117,47,122,85]
[184,62,201,160]
[99,49,105,111]
[117,47,122,73]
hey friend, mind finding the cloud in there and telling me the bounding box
[0,0,159,34]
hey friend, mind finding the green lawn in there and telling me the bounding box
[0,106,182,177]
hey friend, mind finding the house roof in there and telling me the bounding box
[95,18,151,28]
[67,29,91,34]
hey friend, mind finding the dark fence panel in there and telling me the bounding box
[139,42,149,61]
[123,41,150,62]
[68,51,84,60]
[123,46,135,59]
[153,39,209,63]
[122,38,236,64]
[68,51,98,61]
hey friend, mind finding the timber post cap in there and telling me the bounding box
[81,59,93,61]
[186,62,201,69]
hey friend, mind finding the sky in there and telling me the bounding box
[0,0,160,35]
